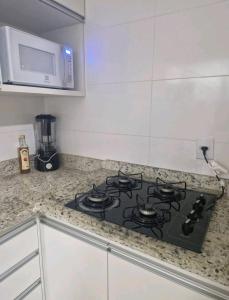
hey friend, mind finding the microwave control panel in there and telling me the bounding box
[62,47,74,89]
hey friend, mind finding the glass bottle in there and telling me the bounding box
[18,135,30,174]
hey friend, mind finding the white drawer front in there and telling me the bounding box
[23,283,42,300]
[0,225,38,275]
[0,256,40,300]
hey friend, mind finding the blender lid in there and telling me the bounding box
[35,114,56,121]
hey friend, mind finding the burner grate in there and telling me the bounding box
[74,184,120,213]
[147,177,186,204]
[106,170,143,193]
[122,194,171,239]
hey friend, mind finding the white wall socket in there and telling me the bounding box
[196,138,214,160]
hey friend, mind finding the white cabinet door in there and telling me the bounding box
[23,284,42,300]
[0,256,40,300]
[0,225,38,275]
[108,253,212,300]
[55,0,84,16]
[40,223,107,300]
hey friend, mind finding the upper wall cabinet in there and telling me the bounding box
[0,0,85,97]
[54,0,85,16]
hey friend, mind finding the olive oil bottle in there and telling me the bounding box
[18,135,30,174]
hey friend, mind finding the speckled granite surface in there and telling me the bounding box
[0,155,228,287]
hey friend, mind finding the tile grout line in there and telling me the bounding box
[147,13,157,165]
[86,0,228,30]
[59,129,229,145]
[87,74,229,86]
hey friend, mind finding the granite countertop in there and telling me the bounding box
[0,158,228,287]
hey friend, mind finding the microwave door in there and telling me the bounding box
[7,27,63,88]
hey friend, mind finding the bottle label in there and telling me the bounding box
[20,149,30,170]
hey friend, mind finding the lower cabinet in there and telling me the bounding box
[0,220,42,300]
[40,222,107,300]
[2,218,227,300]
[39,219,228,300]
[108,252,212,300]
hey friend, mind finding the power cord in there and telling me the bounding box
[201,146,225,200]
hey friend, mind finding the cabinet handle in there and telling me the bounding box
[14,278,41,300]
[0,250,39,282]
[0,219,36,245]
[41,217,108,251]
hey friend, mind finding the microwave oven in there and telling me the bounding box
[0,26,74,89]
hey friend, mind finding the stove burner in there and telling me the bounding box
[138,204,157,217]
[75,184,120,213]
[106,170,143,192]
[87,195,108,203]
[119,177,131,185]
[160,186,175,195]
[148,178,186,205]
[123,194,171,236]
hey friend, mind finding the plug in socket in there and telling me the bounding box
[196,138,214,160]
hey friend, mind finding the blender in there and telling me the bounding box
[34,114,60,171]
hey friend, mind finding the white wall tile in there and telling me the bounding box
[154,2,229,79]
[155,0,225,15]
[46,82,152,136]
[149,138,213,175]
[86,19,154,83]
[44,0,229,177]
[151,77,229,141]
[86,0,156,26]
[0,124,35,161]
[215,142,229,170]
[59,129,149,165]
[0,95,44,126]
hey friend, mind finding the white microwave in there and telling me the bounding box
[0,26,74,89]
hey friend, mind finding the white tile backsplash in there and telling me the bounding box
[44,0,229,176]
[86,19,154,83]
[59,129,149,165]
[214,142,229,170]
[0,124,35,162]
[86,0,156,26]
[154,2,229,79]
[46,82,152,136]
[151,77,229,141]
[155,0,226,15]
[149,138,213,175]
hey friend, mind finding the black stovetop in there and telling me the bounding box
[65,171,216,253]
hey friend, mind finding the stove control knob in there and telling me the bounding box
[182,219,194,236]
[197,194,206,205]
[193,199,204,213]
[187,209,198,221]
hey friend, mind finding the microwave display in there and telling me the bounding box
[19,44,56,75]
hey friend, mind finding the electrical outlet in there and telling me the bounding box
[196,138,214,160]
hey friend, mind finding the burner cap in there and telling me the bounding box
[160,186,175,195]
[87,195,108,203]
[139,204,157,217]
[118,177,130,185]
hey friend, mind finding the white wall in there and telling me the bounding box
[45,0,229,175]
[0,95,44,161]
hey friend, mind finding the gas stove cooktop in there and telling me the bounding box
[65,171,217,253]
